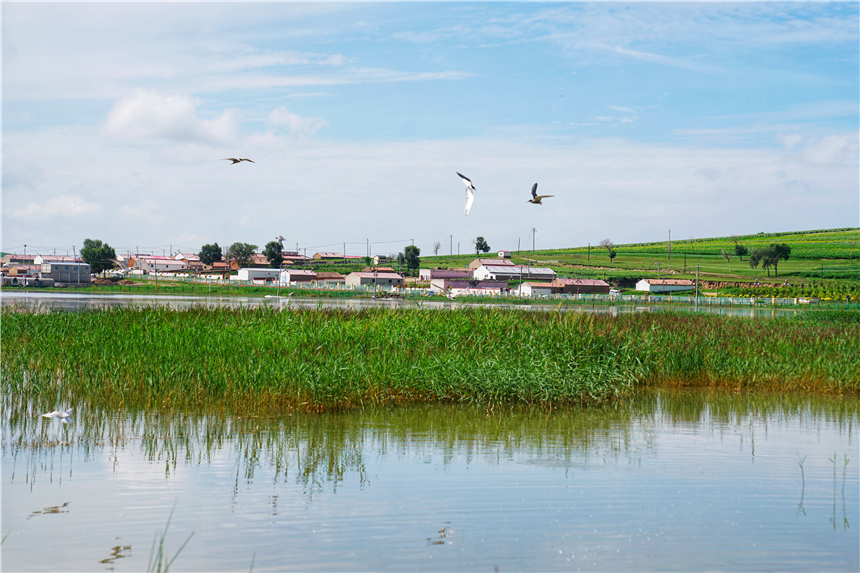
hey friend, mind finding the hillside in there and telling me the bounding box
[422,227,860,286]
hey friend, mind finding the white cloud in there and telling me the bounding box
[103,90,241,146]
[268,107,328,137]
[11,195,101,219]
[797,133,860,167]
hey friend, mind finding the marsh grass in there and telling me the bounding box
[2,306,858,412]
[147,504,194,573]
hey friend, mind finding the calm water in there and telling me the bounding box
[2,390,856,572]
[1,291,801,318]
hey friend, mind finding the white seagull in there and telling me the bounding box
[275,235,285,248]
[42,408,73,423]
[527,183,554,205]
[457,172,475,216]
[223,158,255,164]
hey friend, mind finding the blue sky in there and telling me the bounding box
[3,2,858,258]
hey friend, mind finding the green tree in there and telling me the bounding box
[720,248,734,272]
[733,244,749,261]
[226,242,257,268]
[608,249,617,263]
[404,245,421,272]
[749,247,764,273]
[765,243,791,277]
[80,238,116,275]
[263,241,283,268]
[474,236,490,254]
[198,243,222,266]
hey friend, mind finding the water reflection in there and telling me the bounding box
[3,390,857,572]
[1,291,801,318]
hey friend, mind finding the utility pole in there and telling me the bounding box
[457,242,460,257]
[532,228,536,253]
[695,264,700,311]
[450,235,453,257]
[667,229,671,264]
[588,242,590,263]
[366,239,369,258]
[517,238,520,254]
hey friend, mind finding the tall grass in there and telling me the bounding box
[2,306,858,412]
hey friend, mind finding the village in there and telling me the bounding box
[0,249,695,297]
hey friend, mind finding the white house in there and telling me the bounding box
[430,279,509,296]
[635,279,695,293]
[233,268,280,282]
[469,258,515,270]
[473,265,556,282]
[345,271,403,287]
[279,269,317,284]
[134,256,188,274]
[515,282,554,297]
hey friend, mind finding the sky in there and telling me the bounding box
[3,2,858,259]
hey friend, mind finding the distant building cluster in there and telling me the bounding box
[1,248,695,295]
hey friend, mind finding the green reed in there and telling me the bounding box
[2,306,858,411]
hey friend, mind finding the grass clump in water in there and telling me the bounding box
[2,306,858,412]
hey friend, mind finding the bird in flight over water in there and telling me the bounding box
[457,172,475,216]
[527,183,553,205]
[223,158,255,164]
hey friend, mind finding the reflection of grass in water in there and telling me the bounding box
[147,503,194,573]
[5,392,856,499]
[3,306,859,413]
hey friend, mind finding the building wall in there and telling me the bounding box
[635,280,693,293]
[40,263,92,283]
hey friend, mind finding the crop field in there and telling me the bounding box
[3,306,858,413]
[426,227,860,285]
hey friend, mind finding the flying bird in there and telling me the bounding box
[275,235,285,248]
[223,158,255,164]
[527,183,554,205]
[457,172,475,216]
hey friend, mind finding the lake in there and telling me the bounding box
[3,390,856,571]
[0,291,802,318]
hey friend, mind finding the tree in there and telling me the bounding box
[263,241,283,268]
[80,238,116,275]
[720,248,734,272]
[474,236,490,254]
[198,243,222,266]
[599,239,615,261]
[226,242,257,268]
[766,243,791,277]
[749,243,790,277]
[733,244,749,261]
[404,245,421,272]
[433,241,442,256]
[749,247,765,275]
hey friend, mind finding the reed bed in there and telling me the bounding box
[2,306,858,412]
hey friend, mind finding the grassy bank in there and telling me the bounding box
[2,306,858,412]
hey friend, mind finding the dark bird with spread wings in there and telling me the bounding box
[223,158,255,164]
[527,183,553,205]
